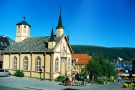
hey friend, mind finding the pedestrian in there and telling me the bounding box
[72,73,75,83]
[65,76,69,85]
[75,73,79,81]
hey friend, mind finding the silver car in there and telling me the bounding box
[0,69,11,77]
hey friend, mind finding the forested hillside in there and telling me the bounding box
[71,45,135,60]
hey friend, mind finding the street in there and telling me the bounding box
[0,76,134,90]
[0,85,24,90]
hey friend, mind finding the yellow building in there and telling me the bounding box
[2,10,73,80]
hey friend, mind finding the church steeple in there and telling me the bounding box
[56,1,64,37]
[56,6,64,29]
[49,28,55,41]
[16,17,31,42]
[48,28,56,49]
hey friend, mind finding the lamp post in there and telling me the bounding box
[39,68,43,80]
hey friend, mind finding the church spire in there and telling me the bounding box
[56,1,64,29]
[48,28,56,49]
[49,28,55,41]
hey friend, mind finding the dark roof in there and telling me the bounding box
[16,20,31,27]
[0,35,14,50]
[2,36,62,53]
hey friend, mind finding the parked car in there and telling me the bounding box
[0,69,11,77]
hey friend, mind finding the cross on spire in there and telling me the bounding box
[23,16,26,21]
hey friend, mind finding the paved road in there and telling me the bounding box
[0,76,134,90]
[0,85,25,90]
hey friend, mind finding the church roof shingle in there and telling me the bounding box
[2,36,62,53]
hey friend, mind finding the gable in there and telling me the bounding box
[53,35,73,54]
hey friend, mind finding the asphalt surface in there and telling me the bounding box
[0,85,25,90]
[0,76,134,90]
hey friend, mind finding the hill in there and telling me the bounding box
[71,45,135,61]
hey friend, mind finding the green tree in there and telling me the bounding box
[85,54,116,82]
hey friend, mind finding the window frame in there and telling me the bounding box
[13,56,17,70]
[55,58,59,72]
[35,56,41,72]
[23,56,28,71]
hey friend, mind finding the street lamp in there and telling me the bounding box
[39,68,43,80]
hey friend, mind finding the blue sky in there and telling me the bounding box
[0,0,135,47]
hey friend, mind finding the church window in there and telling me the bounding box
[23,56,28,71]
[55,58,59,72]
[36,56,41,72]
[13,56,17,69]
[23,26,26,33]
[18,26,20,33]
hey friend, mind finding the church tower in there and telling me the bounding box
[15,17,31,42]
[56,4,64,37]
[48,28,56,49]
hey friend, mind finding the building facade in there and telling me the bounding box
[2,10,73,80]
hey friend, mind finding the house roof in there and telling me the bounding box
[0,35,14,50]
[72,54,91,65]
[2,36,62,53]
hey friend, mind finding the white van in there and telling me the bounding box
[0,69,11,77]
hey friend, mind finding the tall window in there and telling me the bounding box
[23,26,26,33]
[36,56,41,72]
[55,58,59,72]
[67,58,70,71]
[23,56,28,71]
[13,56,17,69]
[18,25,20,33]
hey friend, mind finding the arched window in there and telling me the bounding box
[23,56,28,71]
[36,56,41,72]
[55,58,59,72]
[67,58,70,71]
[13,56,17,69]
[23,26,26,33]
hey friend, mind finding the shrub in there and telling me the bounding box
[55,75,65,82]
[129,83,134,87]
[14,70,24,77]
[123,83,128,88]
